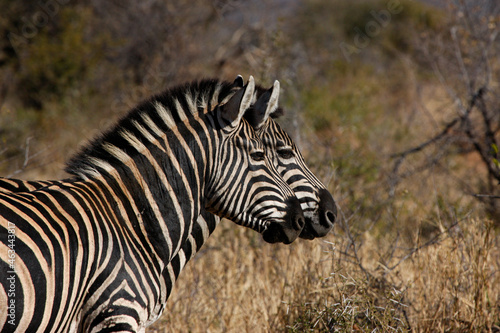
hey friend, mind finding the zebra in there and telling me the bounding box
[247,79,336,239]
[0,77,338,317]
[0,83,336,240]
[139,78,338,304]
[0,76,306,332]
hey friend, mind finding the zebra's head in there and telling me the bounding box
[244,81,337,239]
[205,76,305,244]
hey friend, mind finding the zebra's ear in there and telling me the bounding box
[232,75,244,88]
[246,80,280,129]
[221,76,255,127]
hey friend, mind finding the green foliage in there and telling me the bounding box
[289,0,345,57]
[294,0,445,71]
[492,144,500,169]
[341,0,444,53]
[301,72,380,134]
[14,7,105,108]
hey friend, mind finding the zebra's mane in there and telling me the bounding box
[65,79,237,179]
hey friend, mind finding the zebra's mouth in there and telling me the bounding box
[261,197,305,244]
[230,197,305,244]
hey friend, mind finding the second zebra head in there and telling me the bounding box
[239,78,337,239]
[205,76,305,244]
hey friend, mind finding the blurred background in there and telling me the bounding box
[1,0,499,331]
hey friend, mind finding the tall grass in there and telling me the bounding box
[148,215,498,332]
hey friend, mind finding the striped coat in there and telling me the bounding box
[0,76,304,332]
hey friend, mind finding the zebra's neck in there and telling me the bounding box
[63,79,235,264]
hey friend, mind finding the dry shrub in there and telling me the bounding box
[282,217,500,332]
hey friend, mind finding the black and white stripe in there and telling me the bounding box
[0,78,337,321]
[155,79,337,300]
[255,110,336,239]
[248,80,336,239]
[0,76,305,332]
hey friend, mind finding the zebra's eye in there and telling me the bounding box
[250,151,266,162]
[277,149,294,159]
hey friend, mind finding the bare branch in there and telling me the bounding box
[387,220,461,271]
[391,86,486,179]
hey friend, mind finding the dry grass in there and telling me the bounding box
[148,215,499,332]
[402,220,500,332]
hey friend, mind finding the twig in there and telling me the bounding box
[390,86,487,182]
[472,194,500,199]
[7,137,49,178]
[390,116,459,160]
[388,220,460,271]
[337,206,372,281]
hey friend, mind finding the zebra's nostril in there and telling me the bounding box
[294,216,305,231]
[325,210,336,226]
[317,188,336,229]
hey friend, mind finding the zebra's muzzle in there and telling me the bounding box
[299,188,337,239]
[262,197,305,244]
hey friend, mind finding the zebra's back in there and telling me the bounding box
[1,174,172,332]
[0,76,307,332]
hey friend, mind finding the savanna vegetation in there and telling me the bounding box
[0,0,499,331]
